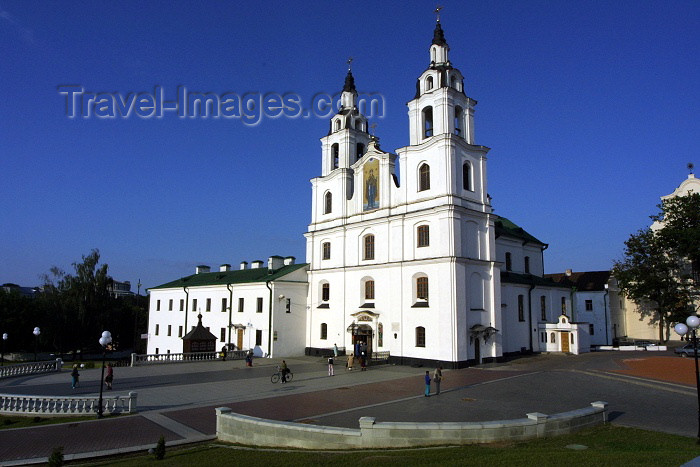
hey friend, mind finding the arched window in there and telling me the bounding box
[334,119,341,131]
[451,76,457,90]
[561,297,567,314]
[462,162,471,191]
[426,76,434,91]
[505,252,512,271]
[322,242,331,260]
[355,119,363,131]
[356,143,365,161]
[524,256,530,274]
[320,323,328,340]
[418,163,430,191]
[550,332,556,343]
[322,283,330,302]
[364,234,375,260]
[454,106,463,136]
[416,326,426,347]
[416,276,429,301]
[331,143,339,169]
[417,225,429,247]
[365,280,375,300]
[518,295,525,322]
[422,106,433,139]
[540,296,547,321]
[324,191,332,214]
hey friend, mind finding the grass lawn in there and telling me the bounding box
[78,425,700,466]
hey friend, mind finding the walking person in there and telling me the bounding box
[360,350,367,371]
[328,356,335,376]
[333,343,338,357]
[221,345,227,361]
[71,364,80,389]
[105,362,114,390]
[347,353,354,371]
[433,366,443,395]
[424,370,431,397]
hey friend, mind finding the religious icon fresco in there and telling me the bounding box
[363,158,379,211]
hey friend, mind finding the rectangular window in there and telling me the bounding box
[322,242,331,260]
[206,298,211,312]
[561,297,567,314]
[518,295,525,322]
[238,297,244,313]
[255,329,262,346]
[155,347,159,354]
[585,300,593,311]
[168,299,173,311]
[416,327,426,347]
[156,300,161,311]
[167,325,171,336]
[155,324,159,336]
[540,296,546,321]
[257,297,263,313]
[222,298,227,312]
[589,324,595,335]
[192,298,198,312]
[179,299,184,311]
[221,328,226,342]
[365,280,375,300]
[364,235,375,260]
[417,225,429,247]
[505,252,512,272]
[322,283,330,302]
[525,256,530,274]
[286,298,291,313]
[178,326,183,337]
[416,277,429,301]
[321,323,327,340]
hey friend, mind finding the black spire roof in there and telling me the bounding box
[432,20,447,46]
[343,69,356,93]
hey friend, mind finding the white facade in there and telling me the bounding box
[147,258,308,357]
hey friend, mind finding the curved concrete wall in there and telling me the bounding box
[216,401,608,449]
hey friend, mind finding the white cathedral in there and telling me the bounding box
[147,20,583,367]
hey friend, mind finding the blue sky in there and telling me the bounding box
[1,1,698,291]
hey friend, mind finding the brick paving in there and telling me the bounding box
[0,351,697,464]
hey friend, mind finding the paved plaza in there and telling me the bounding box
[0,350,698,464]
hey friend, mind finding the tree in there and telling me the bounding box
[613,228,693,341]
[651,192,700,291]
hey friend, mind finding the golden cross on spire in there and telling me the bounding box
[435,5,443,21]
[347,56,353,71]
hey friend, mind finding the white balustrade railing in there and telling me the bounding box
[0,391,137,416]
[0,359,63,379]
[130,350,248,366]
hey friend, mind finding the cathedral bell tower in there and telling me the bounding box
[310,68,371,225]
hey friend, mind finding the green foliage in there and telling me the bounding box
[652,192,700,290]
[613,228,692,340]
[47,446,64,467]
[154,435,166,460]
[0,249,148,355]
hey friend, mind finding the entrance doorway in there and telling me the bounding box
[560,332,570,352]
[237,329,244,350]
[352,325,373,357]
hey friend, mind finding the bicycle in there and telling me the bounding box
[271,366,293,383]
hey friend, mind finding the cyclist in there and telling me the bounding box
[280,360,289,383]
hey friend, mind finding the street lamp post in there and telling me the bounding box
[674,315,700,444]
[32,327,40,362]
[97,330,112,419]
[1,333,7,366]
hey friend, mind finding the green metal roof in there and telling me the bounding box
[149,263,308,290]
[501,271,571,289]
[494,216,546,246]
